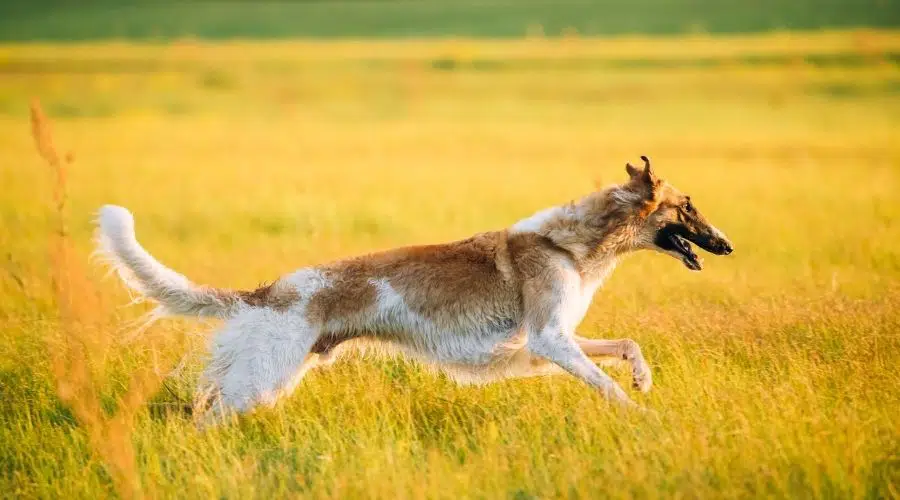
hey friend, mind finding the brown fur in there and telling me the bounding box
[302,232,569,356]
[522,190,641,279]
[236,162,685,327]
[313,231,522,330]
[305,271,378,325]
[234,160,722,326]
[235,281,300,312]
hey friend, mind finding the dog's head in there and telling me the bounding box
[620,156,733,270]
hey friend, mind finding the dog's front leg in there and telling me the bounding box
[575,336,652,393]
[528,328,636,408]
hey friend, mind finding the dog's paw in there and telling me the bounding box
[632,362,653,393]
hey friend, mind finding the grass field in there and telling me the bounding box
[1,31,900,498]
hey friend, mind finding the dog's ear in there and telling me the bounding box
[626,155,656,182]
[625,162,642,180]
[626,155,661,194]
[626,156,662,204]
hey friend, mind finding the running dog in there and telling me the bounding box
[96,156,733,424]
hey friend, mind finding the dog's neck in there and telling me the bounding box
[510,186,642,281]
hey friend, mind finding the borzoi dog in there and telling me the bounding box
[96,156,733,424]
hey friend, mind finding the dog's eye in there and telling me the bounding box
[684,202,694,213]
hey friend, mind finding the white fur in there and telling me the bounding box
[96,205,235,318]
[609,188,644,206]
[510,205,568,234]
[556,257,616,333]
[195,268,330,419]
[516,253,634,406]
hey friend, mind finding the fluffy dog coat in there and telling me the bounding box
[97,157,733,423]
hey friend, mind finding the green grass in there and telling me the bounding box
[1,0,900,40]
[1,32,900,498]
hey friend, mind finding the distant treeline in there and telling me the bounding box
[1,0,898,40]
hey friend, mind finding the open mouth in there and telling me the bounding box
[668,233,703,271]
[654,223,732,270]
[654,224,705,271]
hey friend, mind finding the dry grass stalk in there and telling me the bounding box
[29,99,177,499]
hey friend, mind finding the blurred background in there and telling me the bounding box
[2,0,899,39]
[2,1,899,498]
[2,0,897,280]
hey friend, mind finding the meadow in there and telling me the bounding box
[1,31,899,498]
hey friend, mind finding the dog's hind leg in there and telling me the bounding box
[194,307,320,426]
[575,336,652,393]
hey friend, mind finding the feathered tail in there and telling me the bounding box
[95,205,239,319]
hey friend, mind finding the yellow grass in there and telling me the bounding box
[3,30,900,62]
[1,32,899,498]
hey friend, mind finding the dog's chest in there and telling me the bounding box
[558,259,616,331]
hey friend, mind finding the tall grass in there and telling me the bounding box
[27,100,187,498]
[1,32,899,498]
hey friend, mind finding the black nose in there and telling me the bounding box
[722,242,734,255]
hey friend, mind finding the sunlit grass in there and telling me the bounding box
[1,32,899,498]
